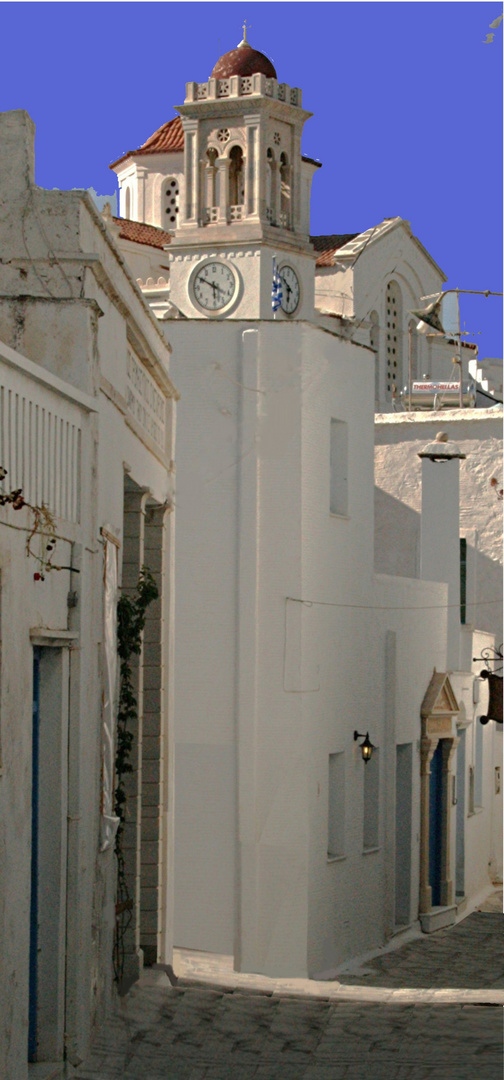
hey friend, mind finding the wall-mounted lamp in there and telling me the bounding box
[354,730,374,763]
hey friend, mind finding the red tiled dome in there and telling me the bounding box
[210,41,277,80]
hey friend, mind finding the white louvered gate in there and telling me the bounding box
[0,362,81,523]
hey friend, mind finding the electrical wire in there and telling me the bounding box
[286,595,501,612]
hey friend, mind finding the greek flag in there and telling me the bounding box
[271,257,283,313]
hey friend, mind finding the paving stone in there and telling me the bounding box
[73,908,504,1080]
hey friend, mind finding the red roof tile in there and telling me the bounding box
[112,217,172,250]
[311,234,360,267]
[140,115,184,153]
[110,116,184,168]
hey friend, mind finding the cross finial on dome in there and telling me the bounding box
[238,19,249,47]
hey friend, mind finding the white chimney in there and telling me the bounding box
[418,432,466,670]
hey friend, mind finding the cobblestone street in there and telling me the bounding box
[73,990,502,1080]
[70,899,504,1080]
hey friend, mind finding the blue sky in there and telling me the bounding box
[1,2,502,358]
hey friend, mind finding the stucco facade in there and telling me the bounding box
[374,408,503,645]
[165,316,452,976]
[0,111,178,1078]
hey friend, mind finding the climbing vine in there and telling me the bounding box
[0,466,59,579]
[113,567,159,984]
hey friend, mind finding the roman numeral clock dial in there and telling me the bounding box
[279,265,300,314]
[190,259,239,314]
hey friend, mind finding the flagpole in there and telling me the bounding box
[272,255,282,321]
[273,254,277,321]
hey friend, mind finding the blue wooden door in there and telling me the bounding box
[429,740,443,907]
[28,647,41,1061]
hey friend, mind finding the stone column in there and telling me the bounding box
[419,734,439,914]
[272,159,280,225]
[244,117,260,217]
[218,158,229,224]
[440,738,459,906]
[136,166,148,223]
[292,125,303,232]
[181,122,199,224]
[205,162,217,216]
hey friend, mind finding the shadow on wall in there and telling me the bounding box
[374,485,502,643]
[374,486,420,579]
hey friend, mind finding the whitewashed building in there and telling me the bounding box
[105,31,501,980]
[0,110,177,1078]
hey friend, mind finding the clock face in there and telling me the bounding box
[192,260,238,313]
[279,265,300,314]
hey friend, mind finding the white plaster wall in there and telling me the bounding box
[314,264,354,318]
[300,160,320,235]
[0,346,96,1080]
[374,410,503,643]
[304,570,448,977]
[114,236,171,291]
[450,658,501,903]
[114,153,185,228]
[166,320,249,954]
[284,322,449,974]
[0,533,85,1080]
[471,629,502,887]
[167,319,376,963]
[236,322,377,977]
[167,314,453,978]
[0,110,178,1074]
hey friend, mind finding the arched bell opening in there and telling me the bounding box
[229,145,245,220]
[204,148,220,223]
[266,148,277,225]
[279,152,291,228]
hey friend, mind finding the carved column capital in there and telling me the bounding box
[420,735,439,773]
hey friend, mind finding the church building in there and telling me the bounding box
[107,31,501,977]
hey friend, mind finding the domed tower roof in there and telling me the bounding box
[210,25,277,80]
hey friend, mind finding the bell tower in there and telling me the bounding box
[168,28,320,320]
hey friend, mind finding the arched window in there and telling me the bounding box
[124,186,131,219]
[266,148,277,224]
[229,145,244,210]
[385,280,403,402]
[370,311,380,404]
[279,152,291,227]
[205,149,219,221]
[163,176,180,227]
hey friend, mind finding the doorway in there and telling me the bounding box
[428,740,443,907]
[395,743,412,927]
[28,646,69,1062]
[455,728,466,900]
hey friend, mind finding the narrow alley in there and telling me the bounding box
[70,897,503,1080]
